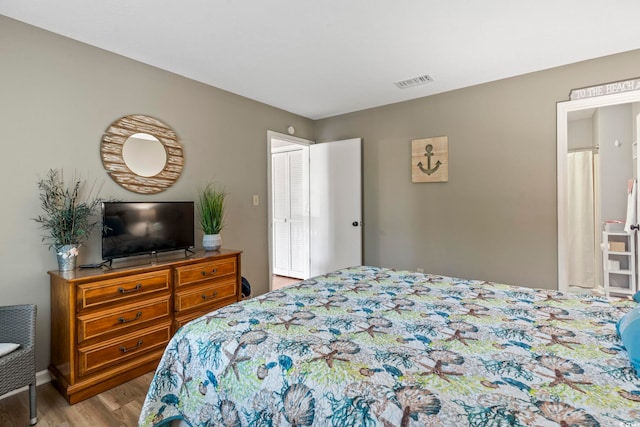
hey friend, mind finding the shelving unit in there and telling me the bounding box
[602,231,637,297]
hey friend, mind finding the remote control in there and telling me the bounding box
[79,263,103,269]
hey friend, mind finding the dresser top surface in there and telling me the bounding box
[48,248,241,282]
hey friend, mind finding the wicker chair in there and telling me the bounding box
[0,304,37,425]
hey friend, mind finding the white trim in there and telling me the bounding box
[271,145,304,154]
[268,130,314,148]
[0,369,51,401]
[557,89,640,293]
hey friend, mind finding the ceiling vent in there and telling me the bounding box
[394,74,434,89]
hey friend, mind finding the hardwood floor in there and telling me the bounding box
[0,372,153,427]
[272,274,301,290]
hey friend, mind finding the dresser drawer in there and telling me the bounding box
[77,295,171,343]
[175,278,237,312]
[174,297,238,330]
[77,270,171,311]
[78,322,171,377]
[175,258,236,287]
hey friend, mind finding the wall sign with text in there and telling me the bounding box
[411,136,448,183]
[570,77,640,100]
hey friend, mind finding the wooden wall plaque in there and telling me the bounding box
[411,136,448,183]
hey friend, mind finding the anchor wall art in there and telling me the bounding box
[411,136,449,183]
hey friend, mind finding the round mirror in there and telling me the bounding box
[101,115,184,194]
[122,133,167,177]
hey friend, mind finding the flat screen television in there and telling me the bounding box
[102,201,195,261]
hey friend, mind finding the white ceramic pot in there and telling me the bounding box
[203,234,222,251]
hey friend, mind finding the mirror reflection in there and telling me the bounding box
[122,132,167,177]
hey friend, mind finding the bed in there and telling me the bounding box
[138,266,639,426]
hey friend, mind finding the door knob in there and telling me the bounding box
[352,221,360,227]
[631,224,639,231]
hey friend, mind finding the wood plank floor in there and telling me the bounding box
[0,372,153,427]
[272,274,301,290]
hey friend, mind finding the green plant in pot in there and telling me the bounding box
[33,169,102,271]
[198,183,226,251]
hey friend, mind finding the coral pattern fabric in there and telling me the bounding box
[139,266,639,426]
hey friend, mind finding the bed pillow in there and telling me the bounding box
[617,306,640,375]
[0,343,20,357]
[633,290,640,303]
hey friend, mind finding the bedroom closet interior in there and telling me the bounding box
[270,137,309,281]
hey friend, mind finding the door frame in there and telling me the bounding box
[557,89,640,293]
[267,131,314,290]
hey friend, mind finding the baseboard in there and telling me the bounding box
[0,369,51,401]
[36,369,51,386]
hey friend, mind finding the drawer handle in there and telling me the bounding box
[118,284,142,294]
[119,339,143,353]
[118,311,142,324]
[202,291,218,300]
[200,268,218,276]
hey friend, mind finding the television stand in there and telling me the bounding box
[48,248,242,404]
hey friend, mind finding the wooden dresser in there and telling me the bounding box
[48,249,241,404]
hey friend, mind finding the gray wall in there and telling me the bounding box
[568,118,593,151]
[0,16,313,371]
[596,105,633,222]
[315,48,640,291]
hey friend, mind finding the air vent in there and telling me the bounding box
[394,74,434,89]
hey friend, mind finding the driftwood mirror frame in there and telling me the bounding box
[100,114,184,194]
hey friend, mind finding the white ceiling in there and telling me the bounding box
[2,1,640,119]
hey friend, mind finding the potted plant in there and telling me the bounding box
[33,169,102,271]
[198,183,226,251]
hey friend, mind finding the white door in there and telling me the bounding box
[309,138,362,276]
[272,151,291,276]
[272,148,308,279]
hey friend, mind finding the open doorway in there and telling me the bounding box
[267,132,363,292]
[560,101,640,296]
[267,131,312,290]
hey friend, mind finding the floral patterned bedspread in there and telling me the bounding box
[139,266,639,427]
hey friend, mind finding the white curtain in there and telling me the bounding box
[567,151,597,289]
